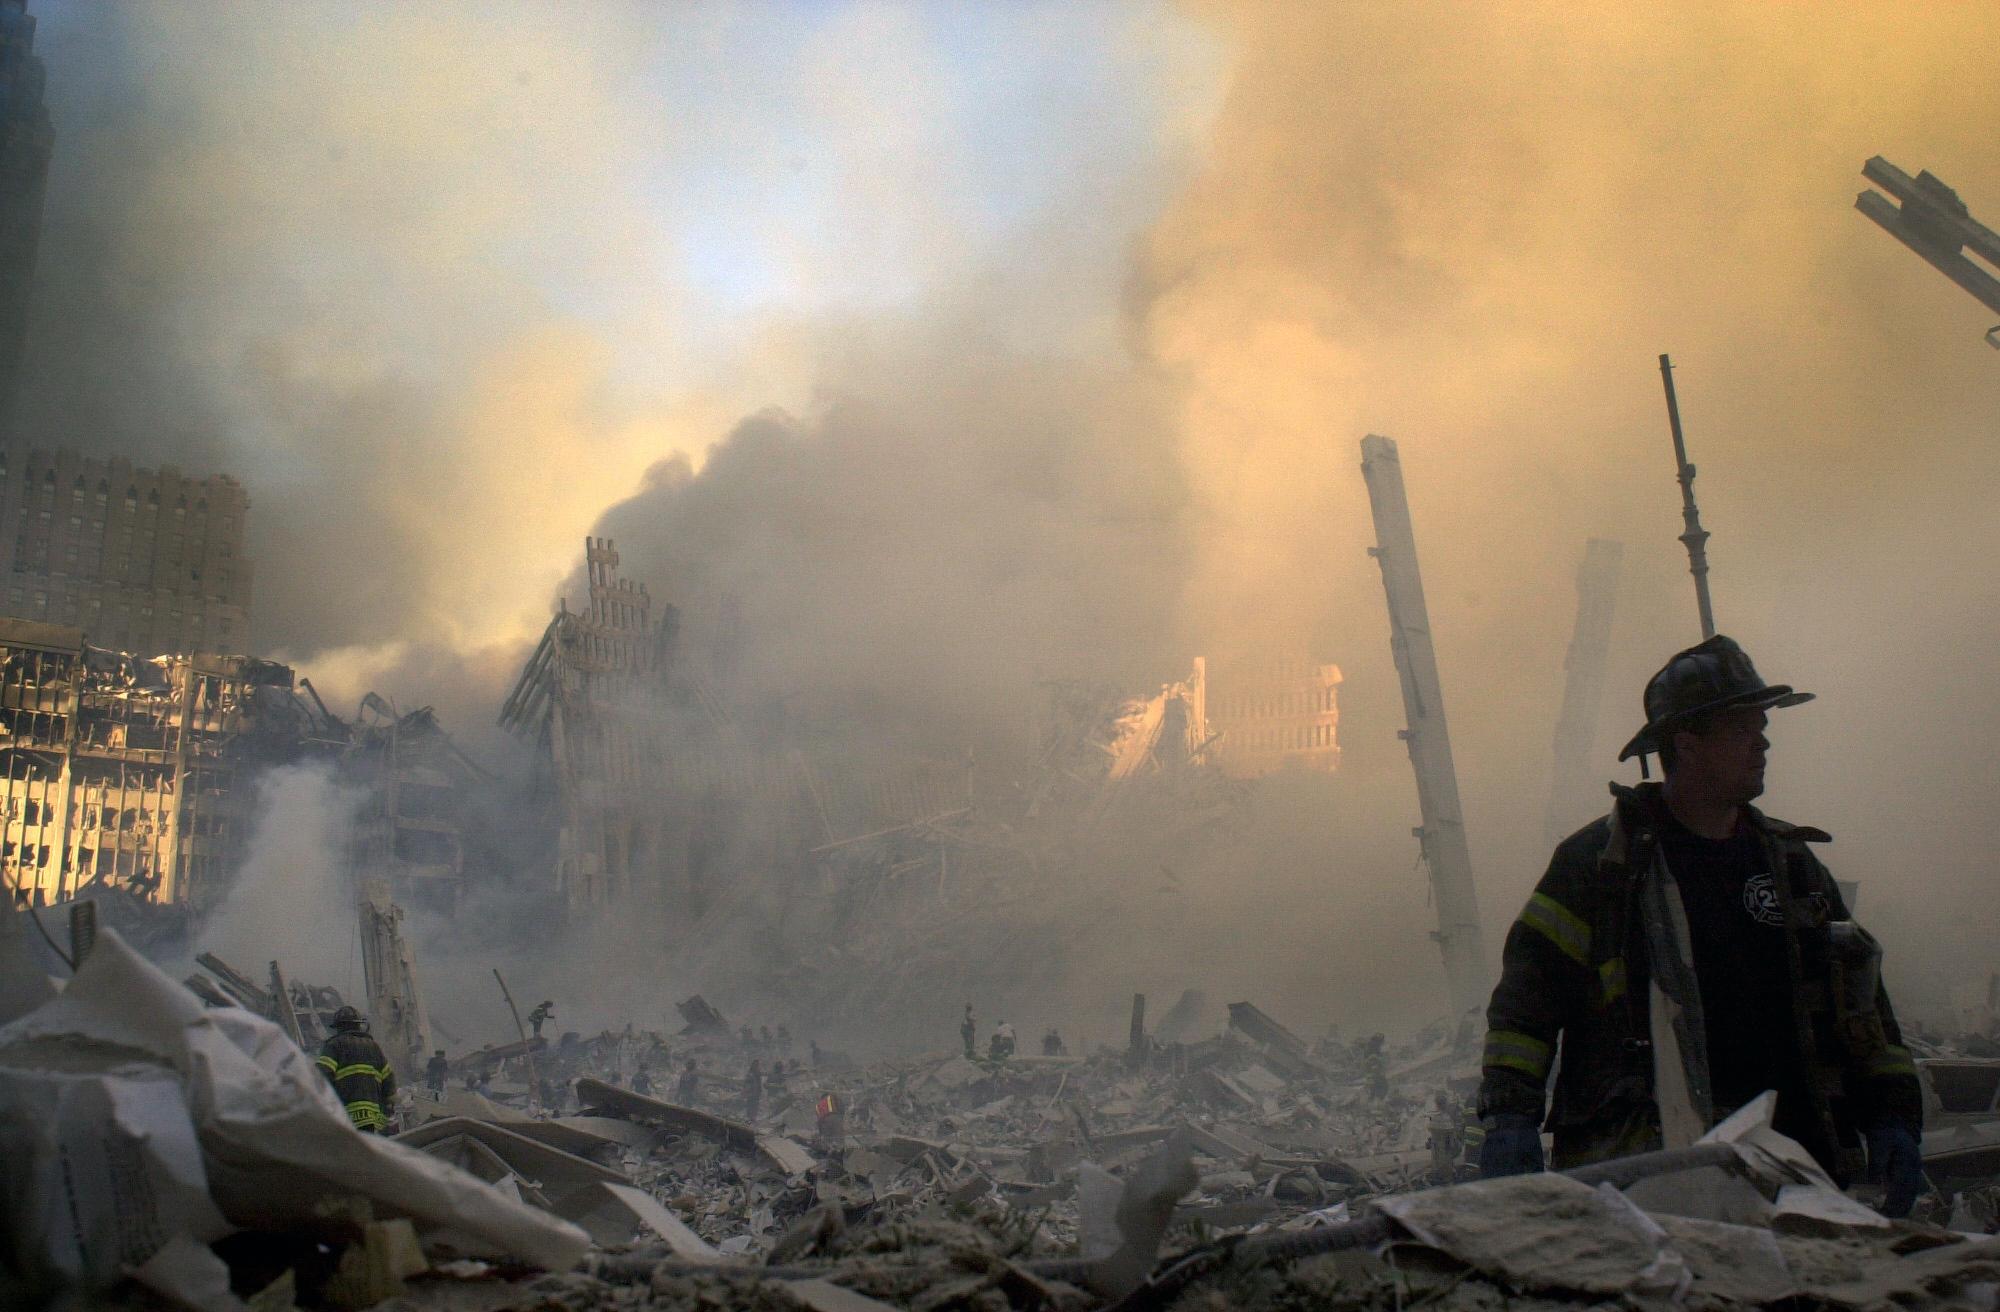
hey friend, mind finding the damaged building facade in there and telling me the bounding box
[1205,656,1343,779]
[1073,656,1343,785]
[500,537,684,907]
[0,615,489,919]
[339,693,488,914]
[0,617,304,908]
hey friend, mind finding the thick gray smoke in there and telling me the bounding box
[191,764,364,994]
[587,361,1193,752]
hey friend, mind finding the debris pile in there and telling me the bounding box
[12,898,2000,1310]
[0,924,584,1311]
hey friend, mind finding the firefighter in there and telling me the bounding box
[317,1006,398,1134]
[528,1000,555,1039]
[1477,635,1924,1215]
[960,1004,977,1060]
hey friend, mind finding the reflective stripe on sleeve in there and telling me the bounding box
[1518,892,1592,966]
[1868,1045,1916,1078]
[1482,1028,1554,1079]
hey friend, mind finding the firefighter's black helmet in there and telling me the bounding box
[331,1005,365,1032]
[1619,634,1813,762]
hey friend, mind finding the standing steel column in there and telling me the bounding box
[1545,537,1624,846]
[1359,435,1490,1017]
[1657,355,1716,639]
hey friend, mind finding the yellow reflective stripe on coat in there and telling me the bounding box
[1598,957,1628,1006]
[1518,892,1591,966]
[1483,1028,1553,1078]
[343,1100,386,1127]
[315,1054,338,1071]
[1868,1045,1916,1078]
[332,1062,393,1082]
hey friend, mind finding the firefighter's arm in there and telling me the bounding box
[1478,868,1593,1124]
[1860,978,1923,1129]
[1810,853,1922,1130]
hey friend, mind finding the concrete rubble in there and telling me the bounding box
[11,903,2000,1312]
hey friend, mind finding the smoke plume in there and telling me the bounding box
[12,1,2000,1037]
[191,764,363,994]
[1136,0,2000,1020]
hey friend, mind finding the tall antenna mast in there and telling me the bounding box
[1657,354,1716,639]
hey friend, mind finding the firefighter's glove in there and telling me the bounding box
[1478,1113,1544,1178]
[1865,1119,1923,1218]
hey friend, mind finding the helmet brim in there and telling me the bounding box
[1618,685,1813,761]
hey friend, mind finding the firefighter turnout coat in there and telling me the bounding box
[1477,782,1921,1181]
[318,1029,398,1132]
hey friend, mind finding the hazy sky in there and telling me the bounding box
[12,1,2000,1028]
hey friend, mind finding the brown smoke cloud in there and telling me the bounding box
[1137,0,2000,1022]
[15,2,774,709]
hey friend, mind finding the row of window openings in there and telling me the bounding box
[4,852,161,880]
[1232,723,1338,752]
[0,466,234,521]
[4,802,225,834]
[1212,687,1340,718]
[8,553,236,587]
[6,591,227,628]
[3,843,178,875]
[6,799,154,828]
[12,558,234,591]
[14,514,237,559]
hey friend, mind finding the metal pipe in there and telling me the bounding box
[1657,354,1716,639]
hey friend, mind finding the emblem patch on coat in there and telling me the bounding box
[1742,871,1785,926]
